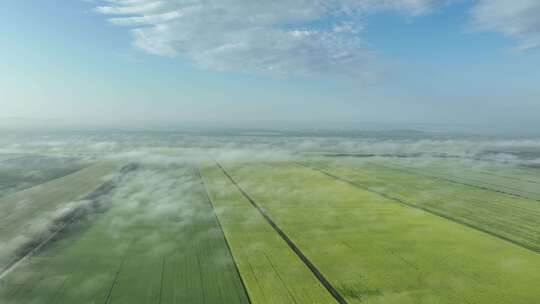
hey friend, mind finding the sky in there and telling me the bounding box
[1,1,539,129]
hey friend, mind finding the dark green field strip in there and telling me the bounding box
[197,170,252,304]
[217,163,347,304]
[299,162,540,254]
[0,155,88,198]
[0,165,251,304]
[224,162,540,304]
[309,160,540,252]
[0,163,136,282]
[0,162,125,272]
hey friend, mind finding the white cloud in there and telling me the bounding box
[471,0,540,51]
[95,0,444,77]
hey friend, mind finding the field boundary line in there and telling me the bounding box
[216,163,347,304]
[371,162,540,203]
[0,155,36,165]
[197,168,253,304]
[297,162,540,254]
[0,163,138,280]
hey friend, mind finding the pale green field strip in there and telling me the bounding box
[0,155,88,198]
[378,159,540,201]
[0,155,23,162]
[310,159,540,252]
[200,164,340,304]
[0,162,123,272]
[0,165,250,304]
[225,162,540,304]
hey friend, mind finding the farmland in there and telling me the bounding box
[0,156,87,198]
[305,158,540,251]
[0,164,250,303]
[1,133,540,303]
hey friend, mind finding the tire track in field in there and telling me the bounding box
[104,256,127,304]
[216,163,347,304]
[198,169,253,304]
[158,257,166,304]
[298,162,540,255]
[0,163,139,280]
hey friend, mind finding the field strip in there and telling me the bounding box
[0,163,137,280]
[197,169,253,304]
[381,161,540,199]
[0,207,80,281]
[217,163,348,304]
[372,162,540,203]
[475,169,540,185]
[298,162,540,254]
[0,155,89,198]
[0,155,31,164]
[1,165,252,303]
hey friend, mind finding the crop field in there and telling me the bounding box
[211,161,540,303]
[0,162,123,272]
[1,138,540,304]
[0,164,249,304]
[0,156,87,198]
[306,158,540,251]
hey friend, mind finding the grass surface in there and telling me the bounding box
[0,164,250,304]
[222,161,540,304]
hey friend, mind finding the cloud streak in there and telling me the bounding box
[471,0,540,51]
[95,0,444,77]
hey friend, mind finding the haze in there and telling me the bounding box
[1,1,539,131]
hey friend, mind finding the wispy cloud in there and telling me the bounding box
[95,0,444,77]
[470,0,540,51]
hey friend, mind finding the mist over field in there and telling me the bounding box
[3,1,540,302]
[2,129,540,303]
[2,128,540,165]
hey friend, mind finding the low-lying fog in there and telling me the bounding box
[1,129,539,166]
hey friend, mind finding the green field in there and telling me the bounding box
[212,161,540,303]
[0,156,87,198]
[306,158,540,251]
[1,155,540,303]
[0,164,249,303]
[0,162,123,272]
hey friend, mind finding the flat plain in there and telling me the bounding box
[0,164,250,303]
[1,150,540,303]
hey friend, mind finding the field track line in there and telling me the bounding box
[158,257,166,304]
[0,163,138,281]
[297,162,540,255]
[372,162,540,203]
[216,163,347,304]
[198,169,253,304]
[104,255,127,304]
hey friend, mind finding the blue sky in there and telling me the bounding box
[1,1,539,128]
